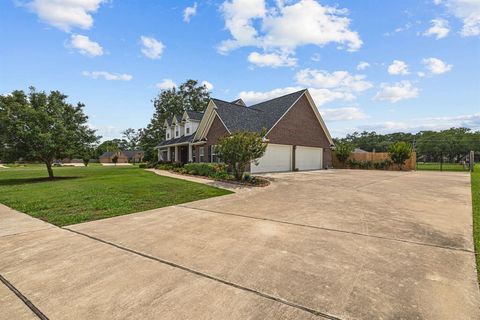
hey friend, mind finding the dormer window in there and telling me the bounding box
[175,130,179,136]
[167,133,170,139]
[186,128,190,134]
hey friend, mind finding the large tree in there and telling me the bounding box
[122,128,141,150]
[139,79,211,161]
[0,87,99,178]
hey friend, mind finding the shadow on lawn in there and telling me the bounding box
[0,176,81,186]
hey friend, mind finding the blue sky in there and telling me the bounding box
[1,0,479,139]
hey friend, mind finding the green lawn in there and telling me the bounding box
[417,162,469,172]
[0,165,231,226]
[472,164,480,283]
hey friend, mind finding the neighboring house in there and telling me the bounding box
[99,150,144,163]
[156,89,334,173]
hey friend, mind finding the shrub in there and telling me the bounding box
[184,163,219,177]
[335,142,354,166]
[359,160,373,170]
[388,142,412,170]
[374,159,392,170]
[210,171,231,180]
[347,159,359,169]
[139,163,147,168]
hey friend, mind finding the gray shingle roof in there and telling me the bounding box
[230,98,246,106]
[122,150,144,158]
[248,89,306,132]
[157,133,195,147]
[212,98,268,133]
[212,89,306,133]
[100,151,114,158]
[185,110,204,121]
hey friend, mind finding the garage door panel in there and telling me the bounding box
[296,147,322,171]
[251,144,291,173]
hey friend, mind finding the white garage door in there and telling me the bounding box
[251,144,292,173]
[296,146,323,171]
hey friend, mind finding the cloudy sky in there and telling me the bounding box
[1,0,479,139]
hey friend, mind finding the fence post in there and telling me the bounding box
[470,150,475,172]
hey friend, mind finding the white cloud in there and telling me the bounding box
[424,19,450,39]
[417,71,426,78]
[387,60,409,75]
[140,36,165,59]
[218,0,362,66]
[247,51,297,67]
[373,81,419,103]
[238,86,302,105]
[433,0,442,5]
[295,69,373,92]
[442,0,480,36]
[202,80,214,91]
[183,2,197,22]
[156,79,177,90]
[239,67,373,106]
[23,0,107,32]
[422,57,452,74]
[69,34,103,56]
[358,113,480,133]
[356,61,370,70]
[82,71,132,81]
[320,107,367,121]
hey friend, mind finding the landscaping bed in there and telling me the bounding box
[150,162,270,187]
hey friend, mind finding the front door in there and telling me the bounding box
[180,146,188,164]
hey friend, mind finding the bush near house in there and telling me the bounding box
[183,163,227,177]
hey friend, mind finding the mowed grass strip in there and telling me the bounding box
[417,162,469,172]
[0,166,231,226]
[472,164,480,283]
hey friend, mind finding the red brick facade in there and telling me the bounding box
[266,95,332,168]
[193,114,229,162]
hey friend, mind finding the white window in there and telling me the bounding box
[211,145,219,163]
[199,147,204,162]
[186,127,190,134]
[166,133,170,139]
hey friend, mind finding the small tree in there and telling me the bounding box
[112,155,119,166]
[216,131,268,180]
[388,141,412,170]
[335,142,353,167]
[83,158,90,167]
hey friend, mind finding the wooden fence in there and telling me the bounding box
[332,151,417,170]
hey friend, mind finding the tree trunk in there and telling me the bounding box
[46,160,54,179]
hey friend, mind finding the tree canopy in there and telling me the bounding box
[139,79,211,161]
[0,87,99,178]
[335,128,480,162]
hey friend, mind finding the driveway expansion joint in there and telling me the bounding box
[63,227,341,320]
[0,274,49,320]
[177,205,474,254]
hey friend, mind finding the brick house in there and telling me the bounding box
[155,89,334,173]
[99,150,144,163]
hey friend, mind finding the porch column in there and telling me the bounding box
[188,144,193,162]
[167,148,171,161]
[174,146,179,162]
[158,149,163,161]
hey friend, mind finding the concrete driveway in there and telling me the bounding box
[0,170,479,319]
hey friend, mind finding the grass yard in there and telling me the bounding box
[417,162,469,172]
[0,165,231,226]
[472,164,480,283]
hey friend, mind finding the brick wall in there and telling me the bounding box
[266,95,332,168]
